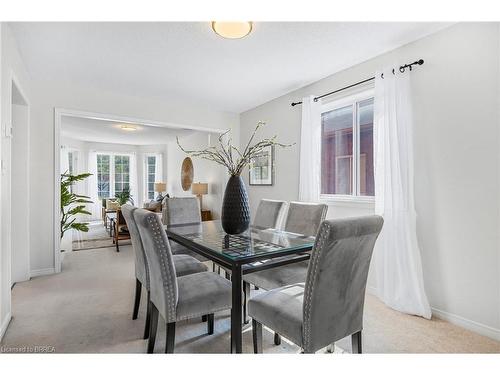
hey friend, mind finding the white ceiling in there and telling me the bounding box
[10,22,451,113]
[61,116,194,145]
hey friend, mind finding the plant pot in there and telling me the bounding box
[221,175,250,235]
[60,229,73,253]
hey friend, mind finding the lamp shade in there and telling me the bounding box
[154,182,166,193]
[191,183,208,195]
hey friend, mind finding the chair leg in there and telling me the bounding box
[225,270,230,280]
[254,286,259,290]
[274,332,281,345]
[147,303,159,353]
[207,313,214,335]
[115,235,119,252]
[165,322,176,353]
[202,314,207,322]
[243,281,250,324]
[351,330,362,354]
[327,343,335,353]
[143,291,151,339]
[252,319,263,354]
[132,279,141,320]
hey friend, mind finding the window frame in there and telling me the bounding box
[319,89,375,204]
[143,153,158,201]
[96,152,132,200]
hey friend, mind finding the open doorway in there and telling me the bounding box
[1,78,30,287]
[55,110,226,271]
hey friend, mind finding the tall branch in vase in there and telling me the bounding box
[176,121,293,177]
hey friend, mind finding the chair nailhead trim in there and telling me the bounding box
[147,215,177,322]
[303,221,330,351]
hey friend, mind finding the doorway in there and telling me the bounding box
[54,109,226,272]
[1,77,30,286]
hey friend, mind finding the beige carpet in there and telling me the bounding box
[2,245,499,354]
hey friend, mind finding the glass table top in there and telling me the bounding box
[165,220,315,263]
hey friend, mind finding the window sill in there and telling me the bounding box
[320,195,375,207]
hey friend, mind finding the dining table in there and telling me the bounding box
[165,220,315,353]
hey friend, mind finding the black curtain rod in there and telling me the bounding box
[290,59,424,107]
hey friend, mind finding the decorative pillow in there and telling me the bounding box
[144,200,162,212]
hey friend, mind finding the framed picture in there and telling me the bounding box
[249,145,274,186]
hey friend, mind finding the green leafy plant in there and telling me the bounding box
[177,121,294,176]
[115,187,134,206]
[61,173,93,239]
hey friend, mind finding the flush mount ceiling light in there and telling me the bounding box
[211,22,253,39]
[120,124,137,131]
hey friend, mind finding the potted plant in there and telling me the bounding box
[115,187,134,206]
[60,173,93,251]
[177,122,292,234]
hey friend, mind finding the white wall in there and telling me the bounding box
[240,23,500,339]
[30,78,239,275]
[166,131,226,219]
[11,103,30,283]
[0,23,32,340]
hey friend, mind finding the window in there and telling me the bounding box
[321,93,374,198]
[97,154,111,199]
[114,155,130,195]
[146,156,156,200]
[97,153,131,199]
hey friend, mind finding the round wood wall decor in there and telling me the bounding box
[181,157,194,191]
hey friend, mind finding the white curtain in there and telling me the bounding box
[373,66,432,319]
[155,153,163,183]
[298,95,322,202]
[87,151,100,221]
[60,146,69,175]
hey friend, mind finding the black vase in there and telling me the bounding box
[221,175,250,235]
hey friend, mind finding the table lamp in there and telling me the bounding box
[191,182,208,210]
[154,182,167,201]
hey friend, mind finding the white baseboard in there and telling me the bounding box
[431,307,500,342]
[0,312,12,341]
[30,268,55,278]
[366,287,500,342]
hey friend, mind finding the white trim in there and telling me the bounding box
[320,194,375,205]
[55,108,226,134]
[0,312,12,341]
[432,307,500,342]
[366,287,500,342]
[54,109,61,273]
[320,89,374,113]
[29,268,56,278]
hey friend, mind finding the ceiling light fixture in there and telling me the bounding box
[211,22,253,39]
[120,125,137,131]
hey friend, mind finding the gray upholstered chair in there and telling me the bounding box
[253,199,287,229]
[242,202,328,340]
[161,197,208,262]
[249,215,383,354]
[134,208,232,353]
[121,205,208,340]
